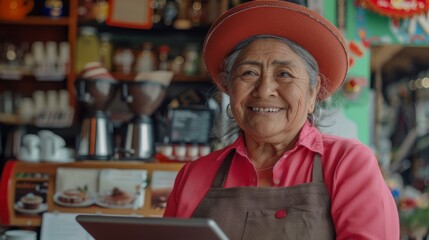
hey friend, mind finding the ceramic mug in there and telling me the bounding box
[3,230,37,240]
[18,134,40,162]
[38,130,65,161]
[0,0,34,20]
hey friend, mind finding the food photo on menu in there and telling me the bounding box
[14,180,49,216]
[150,170,179,210]
[54,185,96,207]
[96,187,136,209]
[97,169,148,209]
[54,168,99,208]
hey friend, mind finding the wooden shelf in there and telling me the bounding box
[0,76,66,97]
[0,16,70,26]
[111,72,209,82]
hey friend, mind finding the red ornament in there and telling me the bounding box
[343,77,368,100]
[359,0,429,18]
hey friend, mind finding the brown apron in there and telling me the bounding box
[192,151,336,240]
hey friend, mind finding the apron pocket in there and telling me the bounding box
[241,210,316,240]
[287,210,335,240]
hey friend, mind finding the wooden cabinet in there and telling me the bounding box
[0,0,78,106]
[0,160,184,226]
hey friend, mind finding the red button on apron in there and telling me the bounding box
[275,209,287,219]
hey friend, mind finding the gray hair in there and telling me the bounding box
[213,35,329,141]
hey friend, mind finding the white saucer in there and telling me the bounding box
[96,193,135,209]
[14,201,47,214]
[53,192,96,207]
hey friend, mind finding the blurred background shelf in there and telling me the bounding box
[0,16,71,26]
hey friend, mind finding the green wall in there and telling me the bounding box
[323,1,372,145]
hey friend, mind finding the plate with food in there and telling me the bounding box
[15,202,48,214]
[54,187,96,207]
[14,193,48,214]
[96,187,135,209]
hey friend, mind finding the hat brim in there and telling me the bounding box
[203,0,349,99]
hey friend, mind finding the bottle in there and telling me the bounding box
[163,0,178,26]
[93,0,109,23]
[113,47,134,75]
[75,26,99,73]
[135,42,155,73]
[158,44,170,71]
[77,0,94,21]
[183,44,200,76]
[188,0,202,26]
[43,0,65,17]
[98,33,113,71]
[152,0,166,25]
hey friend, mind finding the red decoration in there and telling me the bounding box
[359,0,429,18]
[342,77,368,100]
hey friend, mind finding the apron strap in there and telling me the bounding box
[211,150,235,188]
[312,154,324,183]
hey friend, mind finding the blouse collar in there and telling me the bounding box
[216,120,324,161]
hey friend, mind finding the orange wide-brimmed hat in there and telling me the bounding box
[203,0,349,99]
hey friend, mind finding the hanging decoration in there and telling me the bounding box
[342,77,368,100]
[358,0,429,18]
[347,40,366,68]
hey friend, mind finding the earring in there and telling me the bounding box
[226,103,234,119]
[310,112,315,126]
[310,107,322,126]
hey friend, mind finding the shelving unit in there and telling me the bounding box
[0,0,78,105]
[0,0,223,118]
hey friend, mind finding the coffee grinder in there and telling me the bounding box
[121,71,173,160]
[75,62,119,160]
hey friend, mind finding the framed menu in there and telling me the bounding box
[167,108,214,144]
[107,0,153,29]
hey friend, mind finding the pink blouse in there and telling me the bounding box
[164,121,400,239]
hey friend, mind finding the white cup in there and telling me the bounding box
[4,230,37,240]
[19,134,41,162]
[199,145,211,156]
[18,98,35,122]
[32,90,45,117]
[54,147,75,163]
[174,144,186,160]
[38,130,65,161]
[46,90,58,111]
[58,90,69,112]
[187,145,199,159]
[159,144,173,157]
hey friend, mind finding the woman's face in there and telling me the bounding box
[228,38,319,143]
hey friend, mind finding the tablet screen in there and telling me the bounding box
[75,215,229,240]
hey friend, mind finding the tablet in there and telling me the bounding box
[75,215,229,240]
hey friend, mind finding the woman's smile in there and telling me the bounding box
[249,106,283,113]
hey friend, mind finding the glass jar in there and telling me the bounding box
[75,26,99,74]
[98,33,113,71]
[135,42,155,73]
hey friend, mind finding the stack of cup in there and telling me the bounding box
[2,230,37,240]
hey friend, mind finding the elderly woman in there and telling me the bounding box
[164,1,399,239]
